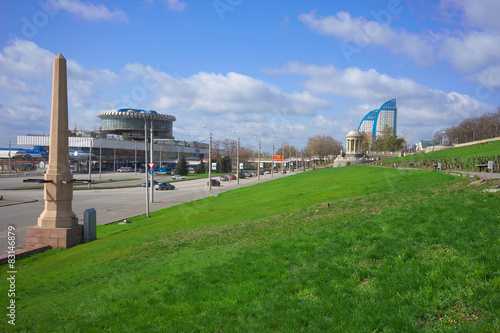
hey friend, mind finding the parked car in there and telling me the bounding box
[244,172,252,178]
[207,179,221,186]
[142,180,158,187]
[251,172,258,177]
[171,175,186,180]
[265,170,271,174]
[219,175,229,181]
[227,174,236,180]
[138,168,145,173]
[238,173,246,179]
[154,182,175,190]
[117,167,132,172]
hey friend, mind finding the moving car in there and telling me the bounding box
[117,167,132,172]
[227,174,236,180]
[219,175,229,181]
[154,182,175,190]
[171,175,186,180]
[142,180,158,187]
[207,179,221,186]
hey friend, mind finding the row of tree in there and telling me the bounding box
[433,109,500,145]
[174,128,411,176]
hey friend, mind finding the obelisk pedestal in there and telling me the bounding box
[26,54,82,250]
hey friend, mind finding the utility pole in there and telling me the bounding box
[88,138,92,189]
[271,142,274,178]
[99,140,102,180]
[257,140,261,180]
[150,119,154,203]
[134,143,137,177]
[281,142,284,174]
[8,138,11,177]
[237,137,240,185]
[144,114,149,218]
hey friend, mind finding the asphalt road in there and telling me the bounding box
[0,170,298,253]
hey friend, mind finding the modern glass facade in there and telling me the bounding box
[358,99,397,138]
[98,109,176,140]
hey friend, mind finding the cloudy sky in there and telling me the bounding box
[1,0,499,151]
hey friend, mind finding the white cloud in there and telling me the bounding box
[123,64,330,116]
[0,39,54,79]
[439,0,500,30]
[164,0,187,11]
[438,31,500,72]
[267,62,493,143]
[55,0,128,22]
[299,9,500,75]
[298,10,437,66]
[0,40,121,137]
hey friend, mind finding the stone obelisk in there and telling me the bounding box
[26,54,82,249]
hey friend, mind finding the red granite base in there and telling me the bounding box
[26,225,83,250]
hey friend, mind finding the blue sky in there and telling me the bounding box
[1,0,499,151]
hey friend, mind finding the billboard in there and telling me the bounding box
[273,155,283,162]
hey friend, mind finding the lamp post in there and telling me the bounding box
[150,119,154,203]
[203,125,212,191]
[272,142,274,178]
[99,140,102,180]
[88,138,92,189]
[232,131,239,185]
[254,136,260,180]
[142,112,150,218]
[8,137,12,177]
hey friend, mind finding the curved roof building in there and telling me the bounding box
[358,99,397,138]
[98,109,176,140]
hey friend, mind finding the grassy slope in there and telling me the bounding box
[2,167,499,332]
[385,140,500,163]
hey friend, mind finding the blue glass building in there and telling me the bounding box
[358,99,397,138]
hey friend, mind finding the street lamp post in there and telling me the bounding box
[203,125,212,191]
[99,140,102,180]
[8,137,12,177]
[143,113,150,218]
[255,137,260,180]
[237,137,240,184]
[232,131,240,185]
[272,142,274,178]
[150,119,154,203]
[88,138,92,189]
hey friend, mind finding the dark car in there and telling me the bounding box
[207,179,221,186]
[238,173,246,179]
[245,172,252,178]
[219,175,229,181]
[142,180,158,187]
[154,182,175,190]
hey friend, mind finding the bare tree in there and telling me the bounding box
[439,108,500,144]
[305,135,343,161]
[275,142,299,158]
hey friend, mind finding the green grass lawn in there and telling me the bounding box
[2,166,499,332]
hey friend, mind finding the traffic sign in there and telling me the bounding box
[148,163,154,169]
[148,169,154,175]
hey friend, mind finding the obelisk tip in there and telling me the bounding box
[55,53,65,60]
